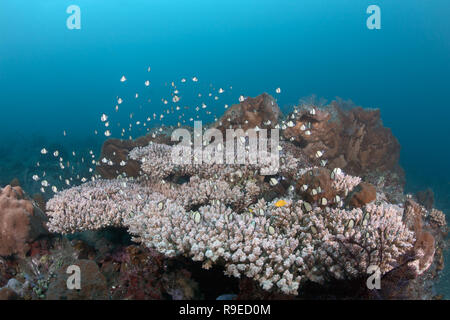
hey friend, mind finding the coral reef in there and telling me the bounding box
[2,93,447,300]
[0,185,48,257]
[43,94,448,297]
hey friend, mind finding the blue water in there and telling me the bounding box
[1,0,449,296]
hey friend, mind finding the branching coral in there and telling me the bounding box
[46,137,422,295]
[46,179,164,234]
[125,198,414,294]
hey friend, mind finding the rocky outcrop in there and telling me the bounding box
[0,185,48,257]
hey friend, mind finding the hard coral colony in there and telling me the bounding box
[40,94,447,298]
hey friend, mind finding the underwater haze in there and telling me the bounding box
[0,0,449,298]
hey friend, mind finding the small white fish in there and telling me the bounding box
[269,177,278,186]
[275,87,281,94]
[120,75,127,82]
[331,168,342,180]
[40,148,48,155]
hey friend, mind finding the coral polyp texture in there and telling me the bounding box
[43,94,448,297]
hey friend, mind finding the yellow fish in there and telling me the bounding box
[275,199,288,208]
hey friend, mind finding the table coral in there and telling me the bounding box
[46,148,428,295]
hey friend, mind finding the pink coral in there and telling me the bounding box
[0,185,48,257]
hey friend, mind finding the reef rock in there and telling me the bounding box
[46,259,108,300]
[0,185,48,257]
[213,93,280,133]
[283,101,401,177]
